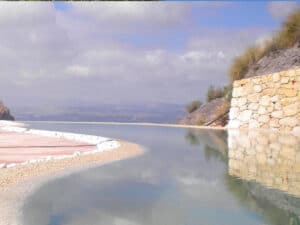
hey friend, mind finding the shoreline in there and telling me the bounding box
[0,140,143,189]
[0,121,144,225]
[0,140,144,225]
[0,126,120,168]
[22,120,227,130]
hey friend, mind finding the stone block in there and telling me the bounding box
[279,117,299,127]
[258,115,270,123]
[281,77,290,84]
[248,103,259,110]
[280,98,295,106]
[259,95,270,106]
[263,88,276,96]
[237,97,247,107]
[238,110,252,122]
[287,69,295,77]
[278,88,297,97]
[249,120,260,129]
[228,120,240,129]
[254,85,262,93]
[240,105,247,111]
[231,98,237,107]
[272,73,280,82]
[252,77,261,84]
[247,93,260,103]
[270,118,280,128]
[267,105,274,113]
[258,106,267,115]
[232,87,243,97]
[274,102,282,110]
[229,107,239,119]
[271,110,283,118]
[280,71,289,77]
[270,95,279,103]
[283,103,299,116]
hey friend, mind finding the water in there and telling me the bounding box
[21,122,300,225]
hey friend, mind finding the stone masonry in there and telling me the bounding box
[228,67,300,134]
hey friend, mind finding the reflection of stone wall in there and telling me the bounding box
[228,130,300,196]
[228,67,300,133]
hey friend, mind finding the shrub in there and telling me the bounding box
[186,100,202,113]
[196,117,205,126]
[206,86,225,102]
[223,84,233,103]
[274,9,300,49]
[229,9,300,82]
[229,46,264,82]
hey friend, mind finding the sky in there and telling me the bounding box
[0,1,299,113]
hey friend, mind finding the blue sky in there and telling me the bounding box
[0,1,299,114]
[66,2,280,51]
[51,2,281,52]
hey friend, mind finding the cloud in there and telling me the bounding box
[69,2,190,26]
[268,1,300,19]
[66,65,90,77]
[0,2,270,113]
[0,2,55,26]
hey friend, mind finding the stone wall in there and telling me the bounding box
[228,129,300,196]
[228,67,300,133]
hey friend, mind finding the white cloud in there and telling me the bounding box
[69,2,190,28]
[0,2,54,26]
[268,2,300,19]
[0,2,270,111]
[66,65,90,77]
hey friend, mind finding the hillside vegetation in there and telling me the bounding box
[230,9,300,82]
[180,9,300,127]
[0,101,14,121]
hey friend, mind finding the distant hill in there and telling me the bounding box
[0,101,14,121]
[13,103,185,123]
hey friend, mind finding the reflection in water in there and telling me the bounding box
[19,124,300,225]
[228,130,300,196]
[227,129,300,225]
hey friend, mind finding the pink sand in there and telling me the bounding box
[0,131,96,163]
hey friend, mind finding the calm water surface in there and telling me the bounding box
[22,122,300,225]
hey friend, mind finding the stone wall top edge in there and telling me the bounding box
[233,66,300,86]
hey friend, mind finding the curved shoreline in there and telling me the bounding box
[0,140,144,225]
[0,122,144,225]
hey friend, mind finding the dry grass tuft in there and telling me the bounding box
[229,9,300,82]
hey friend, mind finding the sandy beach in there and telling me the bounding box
[0,140,143,225]
[0,140,142,188]
[0,121,144,225]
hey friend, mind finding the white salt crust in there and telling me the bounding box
[0,126,120,169]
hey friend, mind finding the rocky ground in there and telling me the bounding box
[245,41,300,78]
[0,101,14,120]
[178,98,229,126]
